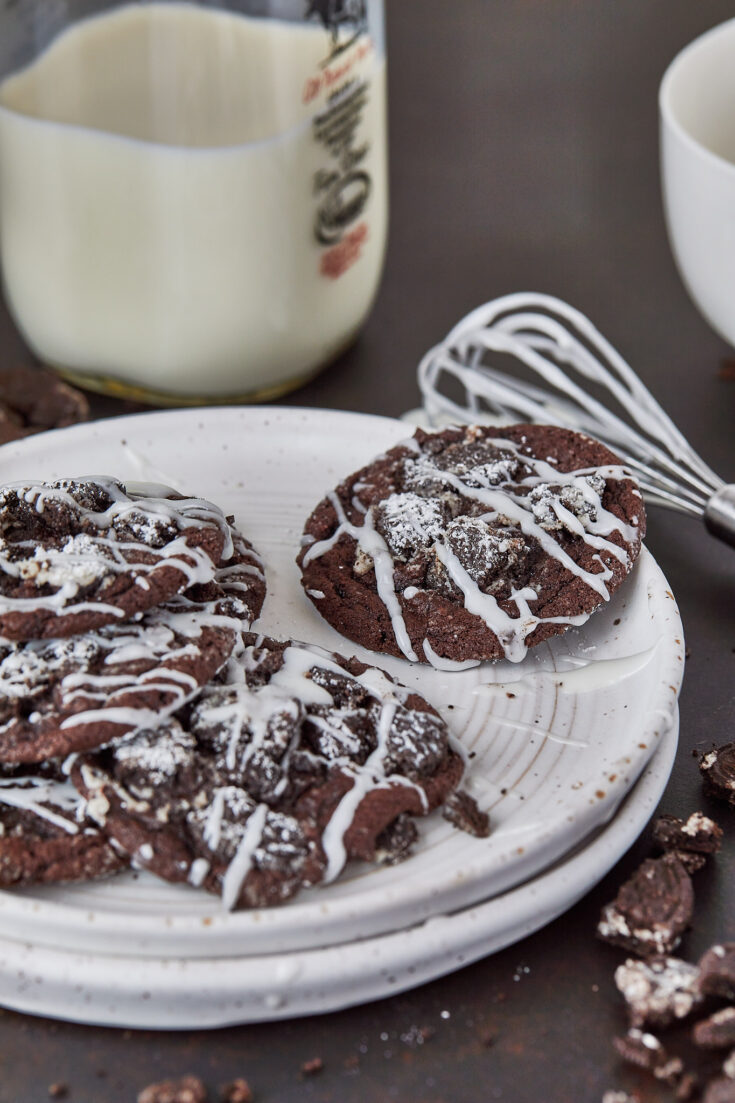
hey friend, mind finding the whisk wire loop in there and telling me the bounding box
[418,292,726,522]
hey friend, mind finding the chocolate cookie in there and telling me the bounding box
[73,634,465,909]
[298,424,644,664]
[0,363,89,447]
[0,762,125,886]
[0,530,264,762]
[0,477,234,640]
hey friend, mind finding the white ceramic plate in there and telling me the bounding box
[0,711,678,1029]
[0,408,684,958]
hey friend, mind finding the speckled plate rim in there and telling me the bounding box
[0,709,678,1029]
[0,407,684,959]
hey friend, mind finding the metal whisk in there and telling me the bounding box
[417,292,735,548]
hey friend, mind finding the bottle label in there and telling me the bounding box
[303,2,376,280]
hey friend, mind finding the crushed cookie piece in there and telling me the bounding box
[653,812,723,857]
[614,956,702,1028]
[699,944,735,1001]
[700,745,735,806]
[442,789,490,837]
[597,855,694,957]
[613,1027,669,1072]
[694,1009,735,1050]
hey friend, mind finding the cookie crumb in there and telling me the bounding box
[399,1024,435,1047]
[48,1086,69,1100]
[137,1075,208,1103]
[220,1080,252,1103]
[442,789,490,837]
[300,1058,323,1077]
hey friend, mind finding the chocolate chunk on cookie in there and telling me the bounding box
[698,945,735,1001]
[0,364,89,446]
[0,478,234,640]
[73,634,465,909]
[0,529,264,762]
[0,763,125,886]
[614,957,703,1028]
[298,424,644,664]
[700,744,735,807]
[653,812,723,857]
[597,854,694,957]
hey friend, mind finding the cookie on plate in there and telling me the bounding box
[297,424,645,664]
[0,477,235,640]
[73,633,465,909]
[0,762,126,886]
[0,529,265,763]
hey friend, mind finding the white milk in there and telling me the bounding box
[0,3,387,399]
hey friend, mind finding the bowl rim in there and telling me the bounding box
[659,15,735,180]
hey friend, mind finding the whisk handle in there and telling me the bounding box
[704,485,735,549]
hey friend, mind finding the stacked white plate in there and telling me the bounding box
[0,408,684,1029]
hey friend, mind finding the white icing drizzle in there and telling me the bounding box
[0,775,84,835]
[203,787,228,851]
[304,431,641,664]
[303,493,419,662]
[188,857,211,887]
[320,699,398,883]
[221,802,269,910]
[422,640,480,671]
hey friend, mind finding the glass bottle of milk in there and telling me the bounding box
[0,0,387,403]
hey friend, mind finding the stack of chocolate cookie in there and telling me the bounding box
[0,476,469,909]
[0,425,647,910]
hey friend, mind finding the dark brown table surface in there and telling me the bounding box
[2,2,735,1100]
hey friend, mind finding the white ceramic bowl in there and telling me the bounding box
[660,18,735,346]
